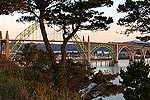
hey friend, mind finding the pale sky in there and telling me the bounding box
[0,0,141,42]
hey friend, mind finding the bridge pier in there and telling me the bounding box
[6,31,10,60]
[82,36,86,62]
[116,43,119,63]
[141,49,146,62]
[0,31,2,59]
[87,35,91,65]
[0,31,10,60]
[129,52,135,62]
[109,43,119,66]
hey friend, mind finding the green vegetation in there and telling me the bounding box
[0,0,150,99]
[0,56,81,100]
[93,70,118,84]
[120,61,150,100]
[84,70,124,100]
[117,0,150,41]
[85,83,124,100]
[0,1,114,87]
[19,43,52,73]
[117,1,150,99]
[0,44,124,100]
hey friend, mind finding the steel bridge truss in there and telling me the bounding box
[10,22,40,60]
[9,22,88,60]
[9,22,150,62]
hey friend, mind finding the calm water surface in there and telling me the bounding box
[90,58,150,100]
[91,58,150,73]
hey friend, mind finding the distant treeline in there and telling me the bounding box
[3,40,149,52]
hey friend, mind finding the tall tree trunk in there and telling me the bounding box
[60,25,80,65]
[56,39,67,90]
[60,39,67,66]
[39,16,56,67]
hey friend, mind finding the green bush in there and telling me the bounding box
[120,61,150,100]
[0,60,81,100]
[92,70,118,84]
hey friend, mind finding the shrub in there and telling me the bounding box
[120,61,150,100]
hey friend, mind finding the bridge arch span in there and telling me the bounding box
[9,22,86,60]
[139,48,150,60]
[118,46,131,54]
[144,49,150,58]
[118,46,131,61]
[90,43,116,59]
[135,48,145,59]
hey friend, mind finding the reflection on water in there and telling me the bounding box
[91,58,150,74]
[90,59,150,100]
[92,94,124,100]
[91,59,129,74]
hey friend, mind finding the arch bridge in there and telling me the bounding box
[0,22,150,65]
[87,41,150,64]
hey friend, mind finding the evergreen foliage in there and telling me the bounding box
[0,0,114,66]
[19,43,52,73]
[117,0,150,41]
[93,70,118,84]
[0,52,82,99]
[0,0,114,89]
[0,44,123,99]
[120,61,150,100]
[0,0,24,15]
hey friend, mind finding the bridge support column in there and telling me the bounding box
[87,35,90,65]
[141,49,145,62]
[0,31,2,59]
[129,52,135,62]
[116,43,119,63]
[82,36,85,61]
[6,31,10,60]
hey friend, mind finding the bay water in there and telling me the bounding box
[90,58,150,100]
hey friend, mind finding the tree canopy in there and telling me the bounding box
[117,0,150,40]
[0,0,114,88]
[47,0,114,64]
[0,0,114,66]
[120,61,150,100]
[0,0,24,15]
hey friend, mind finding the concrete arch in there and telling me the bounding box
[144,49,150,58]
[90,44,116,59]
[145,49,150,55]
[118,46,135,62]
[118,46,131,55]
[135,48,145,58]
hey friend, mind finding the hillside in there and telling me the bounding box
[2,40,149,52]
[120,40,150,46]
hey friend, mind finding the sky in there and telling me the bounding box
[0,0,141,43]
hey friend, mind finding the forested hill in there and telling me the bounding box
[121,40,150,46]
[2,41,149,52]
[23,40,150,51]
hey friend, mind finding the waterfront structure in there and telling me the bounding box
[0,30,150,65]
[0,22,150,63]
